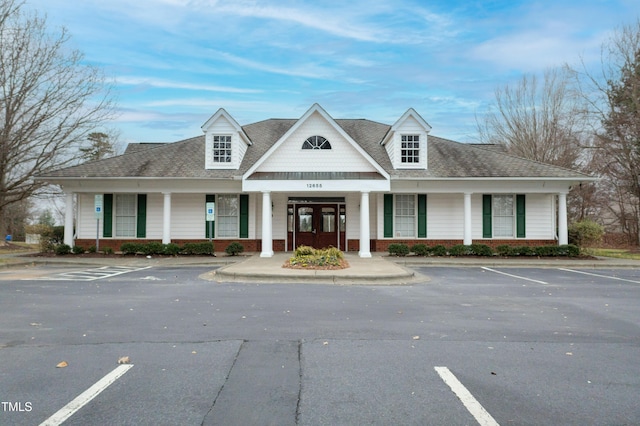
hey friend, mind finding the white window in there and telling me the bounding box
[217,194,238,237]
[115,194,136,237]
[395,194,415,237]
[302,135,331,150]
[493,195,514,237]
[401,135,420,163]
[213,135,232,163]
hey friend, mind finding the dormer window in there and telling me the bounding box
[302,135,331,150]
[401,135,420,163]
[213,135,232,163]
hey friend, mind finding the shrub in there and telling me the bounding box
[510,246,534,256]
[294,245,315,256]
[181,242,214,255]
[87,245,97,254]
[388,243,410,256]
[225,242,245,256]
[121,242,142,255]
[142,241,164,255]
[533,245,555,257]
[430,245,447,256]
[568,220,604,247]
[469,244,493,256]
[559,244,580,257]
[289,247,345,268]
[72,245,85,254]
[103,247,114,255]
[52,226,65,245]
[55,244,71,255]
[411,243,430,256]
[496,245,512,256]
[163,243,181,256]
[447,244,469,256]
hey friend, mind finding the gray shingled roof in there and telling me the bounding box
[38,119,590,180]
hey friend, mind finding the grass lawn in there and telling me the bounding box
[588,248,640,260]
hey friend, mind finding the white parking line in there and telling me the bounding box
[39,364,133,426]
[481,267,548,285]
[27,266,151,281]
[558,268,640,284]
[435,366,500,426]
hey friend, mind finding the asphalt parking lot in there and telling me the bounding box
[0,264,639,425]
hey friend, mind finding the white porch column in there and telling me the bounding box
[359,191,372,258]
[261,191,274,257]
[64,192,74,247]
[463,192,472,245]
[558,192,568,245]
[162,192,171,244]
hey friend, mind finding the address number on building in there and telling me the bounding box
[306,183,323,189]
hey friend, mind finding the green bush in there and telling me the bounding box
[87,245,97,254]
[430,245,447,256]
[163,243,181,256]
[568,220,604,247]
[559,244,580,257]
[142,241,164,255]
[496,245,512,256]
[55,244,71,255]
[469,244,493,256]
[411,243,430,256]
[388,243,410,256]
[72,245,85,254]
[52,226,65,245]
[225,242,245,256]
[103,247,114,255]
[121,242,143,255]
[181,242,214,255]
[447,244,469,256]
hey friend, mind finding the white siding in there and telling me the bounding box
[146,194,163,239]
[345,193,360,241]
[77,193,97,239]
[427,194,464,239]
[171,194,205,239]
[525,193,555,239]
[256,112,377,172]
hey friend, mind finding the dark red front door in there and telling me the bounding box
[288,204,345,250]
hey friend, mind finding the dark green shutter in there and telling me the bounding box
[136,194,147,238]
[205,194,215,238]
[384,194,393,238]
[239,194,249,238]
[482,194,492,238]
[417,194,427,238]
[516,194,526,238]
[103,194,113,237]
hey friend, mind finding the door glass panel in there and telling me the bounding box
[287,207,294,232]
[321,207,335,232]
[339,207,346,232]
[298,207,313,232]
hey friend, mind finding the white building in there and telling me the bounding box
[38,104,593,257]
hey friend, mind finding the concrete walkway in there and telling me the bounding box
[2,250,640,285]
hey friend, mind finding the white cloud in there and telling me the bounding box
[118,76,262,93]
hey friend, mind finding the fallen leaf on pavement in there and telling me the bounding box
[56,361,68,368]
[117,356,130,364]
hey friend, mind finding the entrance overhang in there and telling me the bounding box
[243,172,389,192]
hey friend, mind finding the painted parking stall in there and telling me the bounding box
[25,265,151,281]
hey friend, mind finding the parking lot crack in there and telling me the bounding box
[200,339,245,426]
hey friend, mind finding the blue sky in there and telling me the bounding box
[25,0,640,144]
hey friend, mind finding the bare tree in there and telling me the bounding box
[0,0,116,241]
[571,20,640,244]
[477,67,586,170]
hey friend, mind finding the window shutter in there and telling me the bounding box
[384,194,393,238]
[516,194,526,238]
[239,194,249,238]
[103,194,113,238]
[482,194,492,238]
[136,194,147,238]
[417,194,427,238]
[205,194,215,238]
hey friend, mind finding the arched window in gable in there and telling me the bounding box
[302,135,331,150]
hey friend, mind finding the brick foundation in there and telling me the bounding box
[75,238,558,253]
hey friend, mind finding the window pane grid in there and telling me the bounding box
[217,194,238,237]
[115,194,136,237]
[493,195,514,237]
[401,135,420,163]
[395,195,415,237]
[213,135,232,163]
